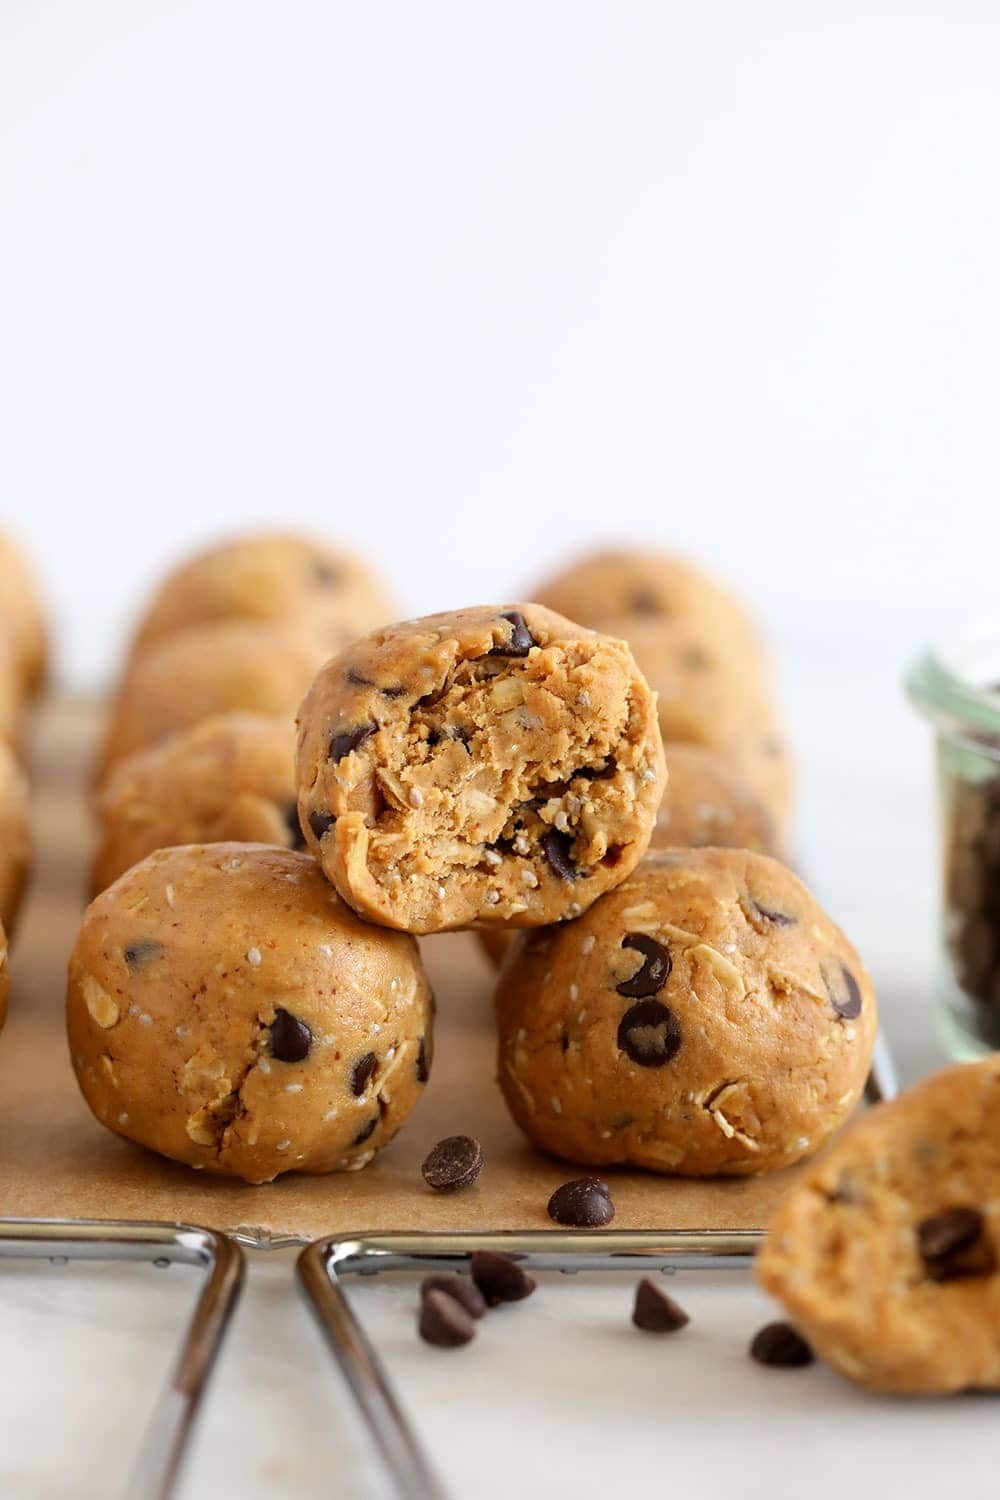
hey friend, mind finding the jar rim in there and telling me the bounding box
[907,632,1000,736]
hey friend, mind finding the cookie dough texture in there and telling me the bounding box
[626,619,793,831]
[757,1059,1000,1393]
[0,740,31,936]
[651,743,778,856]
[533,549,763,666]
[128,531,393,663]
[496,848,875,1175]
[0,530,47,698]
[297,604,666,934]
[67,843,434,1183]
[93,714,300,893]
[98,621,327,781]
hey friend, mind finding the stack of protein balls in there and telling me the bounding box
[0,531,46,1051]
[70,534,876,1186]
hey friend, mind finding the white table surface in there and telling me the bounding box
[0,642,966,1499]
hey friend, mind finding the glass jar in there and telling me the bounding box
[908,629,1000,1059]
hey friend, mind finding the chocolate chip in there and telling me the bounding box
[750,1322,814,1367]
[270,1008,312,1062]
[419,1288,476,1347]
[617,999,682,1067]
[917,1206,996,1280]
[750,900,795,927]
[352,1116,378,1146]
[308,808,335,841]
[469,1250,536,1306]
[313,560,342,587]
[351,1051,378,1096]
[680,645,711,672]
[547,1177,615,1227]
[616,933,671,998]
[491,609,537,658]
[123,939,162,969]
[420,1273,487,1320]
[822,959,863,1020]
[541,828,578,881]
[632,1278,690,1333]
[283,802,307,851]
[421,1135,484,1193]
[346,666,375,688]
[416,1037,430,1083]
[329,721,376,763]
[630,588,661,615]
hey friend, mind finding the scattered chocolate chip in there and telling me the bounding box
[541,828,578,881]
[469,1250,536,1306]
[420,1273,487,1320]
[917,1206,996,1280]
[749,899,795,926]
[629,588,661,615]
[602,844,626,867]
[351,1051,378,1096]
[632,1278,690,1333]
[308,808,335,841]
[123,939,162,969]
[822,959,863,1020]
[270,1008,312,1062]
[491,609,537,658]
[329,721,377,763]
[617,999,682,1067]
[345,666,375,688]
[419,1288,476,1347]
[547,1177,615,1227]
[750,1322,814,1367]
[313,560,342,587]
[616,933,672,998]
[283,802,307,850]
[421,1135,484,1193]
[416,1037,430,1083]
[352,1116,378,1146]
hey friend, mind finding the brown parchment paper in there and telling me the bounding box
[0,700,811,1243]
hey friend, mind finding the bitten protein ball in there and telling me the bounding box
[496,848,875,1176]
[67,843,434,1183]
[92,714,300,893]
[0,530,47,698]
[296,604,666,934]
[0,740,31,936]
[757,1058,1000,1394]
[128,531,393,663]
[533,548,764,667]
[650,743,779,856]
[97,621,327,781]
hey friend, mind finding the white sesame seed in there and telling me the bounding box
[580,934,596,955]
[521,868,539,888]
[517,1028,527,1042]
[484,848,503,867]
[285,1083,303,1093]
[164,884,175,907]
[258,1059,271,1075]
[569,983,579,1002]
[437,885,447,899]
[323,1107,339,1121]
[408,786,424,809]
[246,947,262,967]
[118,1112,129,1125]
[174,1024,186,1039]
[485,889,501,905]
[551,1097,562,1115]
[317,943,333,957]
[276,1139,291,1152]
[138,1013,152,1026]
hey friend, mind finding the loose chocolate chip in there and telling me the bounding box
[469,1250,536,1306]
[419,1289,476,1347]
[547,1177,615,1227]
[617,999,682,1067]
[308,808,335,841]
[416,1036,430,1083]
[420,1273,487,1320]
[750,1322,814,1367]
[352,1116,378,1146]
[750,900,796,926]
[329,721,377,763]
[823,959,863,1020]
[123,939,162,969]
[270,1008,312,1062]
[491,609,537,658]
[541,828,578,881]
[632,1278,690,1333]
[351,1051,378,1096]
[917,1206,996,1280]
[616,933,672,998]
[283,802,307,851]
[421,1135,484,1193]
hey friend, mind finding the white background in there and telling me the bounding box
[2,0,999,691]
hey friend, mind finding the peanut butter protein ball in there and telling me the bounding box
[496,848,875,1176]
[296,604,666,934]
[92,714,299,893]
[0,740,31,935]
[67,843,434,1183]
[0,530,47,698]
